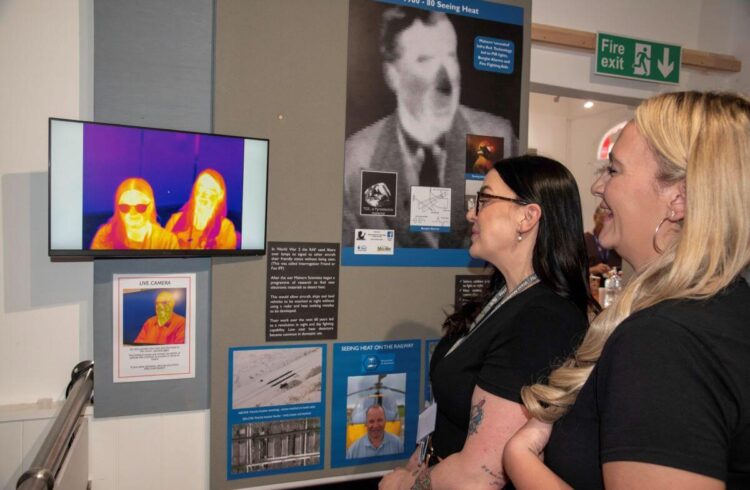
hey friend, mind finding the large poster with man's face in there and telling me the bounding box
[341,0,525,267]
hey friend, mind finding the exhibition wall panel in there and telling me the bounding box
[211,0,530,488]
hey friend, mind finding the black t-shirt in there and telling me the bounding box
[585,232,622,267]
[545,279,750,489]
[584,232,622,281]
[429,283,587,459]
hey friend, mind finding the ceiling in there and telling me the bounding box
[529,92,635,119]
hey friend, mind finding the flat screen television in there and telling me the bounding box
[49,118,269,258]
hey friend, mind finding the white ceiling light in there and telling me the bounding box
[584,100,595,109]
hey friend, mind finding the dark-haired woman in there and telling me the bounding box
[90,177,179,250]
[380,156,596,489]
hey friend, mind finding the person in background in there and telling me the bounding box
[379,155,596,489]
[133,290,186,345]
[505,91,750,489]
[91,177,179,250]
[166,169,238,250]
[347,404,404,459]
[585,207,622,279]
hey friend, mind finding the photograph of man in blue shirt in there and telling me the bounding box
[346,404,404,459]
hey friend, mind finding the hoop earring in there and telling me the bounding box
[652,210,675,254]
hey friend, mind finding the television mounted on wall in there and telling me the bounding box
[49,118,269,258]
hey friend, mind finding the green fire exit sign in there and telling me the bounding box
[596,33,681,85]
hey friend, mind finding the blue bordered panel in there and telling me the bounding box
[342,247,484,267]
[424,338,440,405]
[376,0,523,25]
[342,0,525,268]
[331,340,421,468]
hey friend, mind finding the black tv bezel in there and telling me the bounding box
[48,117,270,259]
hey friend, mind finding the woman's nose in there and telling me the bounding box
[591,174,605,197]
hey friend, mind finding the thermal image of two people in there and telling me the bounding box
[90,169,237,250]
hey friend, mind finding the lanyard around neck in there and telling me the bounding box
[444,273,539,357]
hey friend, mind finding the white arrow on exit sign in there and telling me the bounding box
[657,47,674,78]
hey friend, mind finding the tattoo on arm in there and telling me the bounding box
[467,398,486,436]
[410,466,432,490]
[481,464,505,489]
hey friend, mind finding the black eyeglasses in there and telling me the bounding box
[474,191,527,214]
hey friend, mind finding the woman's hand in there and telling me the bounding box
[379,466,419,490]
[503,417,562,489]
[404,447,421,471]
[590,262,611,276]
[506,417,552,459]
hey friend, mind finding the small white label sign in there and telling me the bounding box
[353,229,395,255]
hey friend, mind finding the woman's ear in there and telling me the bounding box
[518,203,542,233]
[667,180,687,221]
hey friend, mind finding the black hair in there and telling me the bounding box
[380,7,448,62]
[443,155,598,337]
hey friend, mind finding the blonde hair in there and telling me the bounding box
[522,91,750,422]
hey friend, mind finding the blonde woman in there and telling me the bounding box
[504,91,750,489]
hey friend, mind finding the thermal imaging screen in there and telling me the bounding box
[49,119,268,256]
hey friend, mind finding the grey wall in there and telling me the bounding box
[93,258,211,417]
[94,0,213,132]
[92,0,214,409]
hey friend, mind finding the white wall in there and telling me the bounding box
[0,0,90,408]
[0,1,208,489]
[567,108,634,226]
[0,0,747,489]
[528,111,568,163]
[529,95,636,281]
[0,1,90,485]
[529,94,634,228]
[531,0,750,98]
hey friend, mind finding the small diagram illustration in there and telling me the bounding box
[410,187,452,230]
